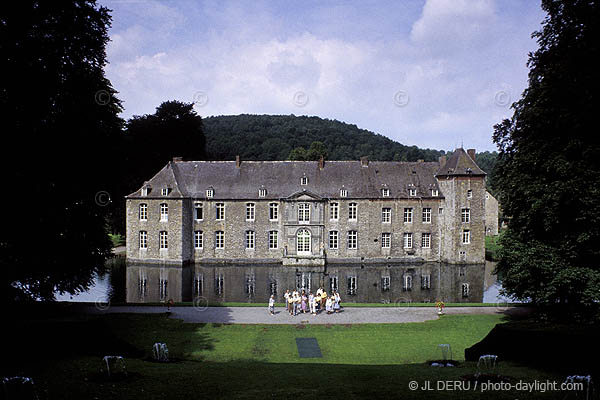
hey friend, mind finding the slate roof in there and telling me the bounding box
[435,148,486,177]
[126,149,484,200]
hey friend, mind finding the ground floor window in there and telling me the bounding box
[329,230,338,249]
[381,233,391,248]
[421,274,431,290]
[421,233,431,249]
[381,276,391,291]
[347,230,358,249]
[403,275,412,291]
[462,283,470,298]
[215,274,224,295]
[215,231,224,249]
[403,233,412,249]
[246,230,255,249]
[347,276,357,295]
[269,230,278,249]
[139,231,147,249]
[159,231,168,249]
[194,231,203,249]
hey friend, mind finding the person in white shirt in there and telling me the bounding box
[325,296,333,314]
[268,295,275,315]
[309,292,316,315]
[283,290,290,313]
[334,291,341,313]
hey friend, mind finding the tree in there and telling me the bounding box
[306,141,328,160]
[111,101,206,232]
[492,0,600,319]
[288,147,308,161]
[0,1,124,300]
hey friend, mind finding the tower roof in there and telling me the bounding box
[435,148,486,177]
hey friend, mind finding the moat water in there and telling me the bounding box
[54,257,511,304]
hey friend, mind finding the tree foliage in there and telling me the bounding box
[0,1,124,300]
[203,114,446,162]
[492,0,600,319]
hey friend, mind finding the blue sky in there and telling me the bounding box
[99,0,546,152]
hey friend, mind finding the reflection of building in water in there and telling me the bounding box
[126,263,485,303]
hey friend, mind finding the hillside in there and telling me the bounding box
[202,114,445,162]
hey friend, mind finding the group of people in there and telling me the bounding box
[268,288,342,316]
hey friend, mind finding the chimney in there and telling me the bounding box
[172,156,182,162]
[319,156,324,170]
[438,156,446,166]
[467,149,476,161]
[236,155,241,168]
[360,156,369,167]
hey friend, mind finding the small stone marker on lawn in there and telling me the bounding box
[152,343,169,362]
[101,356,127,378]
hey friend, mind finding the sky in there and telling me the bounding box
[99,0,546,152]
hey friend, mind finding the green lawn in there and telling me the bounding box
[4,311,569,400]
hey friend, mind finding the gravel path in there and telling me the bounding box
[82,304,529,325]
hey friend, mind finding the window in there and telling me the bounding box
[246,203,255,221]
[206,188,214,198]
[403,233,413,249]
[348,203,357,220]
[269,230,278,249]
[382,207,391,223]
[139,204,148,221]
[141,186,149,196]
[160,203,168,221]
[422,207,431,223]
[159,278,168,301]
[403,208,413,223]
[215,231,224,249]
[245,230,255,249]
[329,275,339,292]
[459,252,467,263]
[298,203,310,222]
[348,230,358,249]
[330,202,339,220]
[300,176,308,185]
[347,276,357,295]
[462,230,471,244]
[215,203,225,220]
[381,276,391,291]
[259,188,267,197]
[421,233,431,249]
[245,274,255,296]
[297,229,311,254]
[438,207,444,215]
[194,231,203,249]
[421,274,431,290]
[139,231,147,249]
[194,274,203,296]
[269,279,278,296]
[381,233,391,248]
[403,275,413,291]
[340,188,348,197]
[194,202,203,220]
[215,274,224,295]
[329,230,339,249]
[382,188,390,197]
[462,283,470,298]
[461,208,470,223]
[269,203,279,220]
[159,231,168,249]
[431,189,439,197]
[409,188,417,196]
[161,187,169,196]
[467,189,472,199]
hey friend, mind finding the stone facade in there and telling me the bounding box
[484,191,499,236]
[125,148,491,266]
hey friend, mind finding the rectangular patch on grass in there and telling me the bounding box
[296,337,322,358]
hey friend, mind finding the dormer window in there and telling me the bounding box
[382,188,390,197]
[431,189,439,197]
[206,188,214,198]
[467,189,473,199]
[259,188,267,198]
[409,188,417,197]
[161,187,170,196]
[340,188,348,197]
[141,186,150,196]
[300,176,308,185]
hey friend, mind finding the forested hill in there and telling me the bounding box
[202,114,445,162]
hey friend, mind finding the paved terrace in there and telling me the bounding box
[80,305,529,324]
